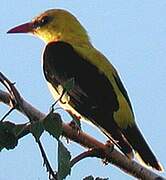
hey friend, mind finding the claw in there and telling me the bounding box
[67,109,81,132]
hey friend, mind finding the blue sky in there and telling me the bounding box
[0,1,166,179]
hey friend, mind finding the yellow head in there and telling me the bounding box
[8,9,90,44]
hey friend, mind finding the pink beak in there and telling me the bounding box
[7,22,34,34]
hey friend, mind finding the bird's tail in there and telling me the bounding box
[99,122,134,159]
[122,124,164,171]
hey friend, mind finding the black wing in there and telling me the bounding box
[43,41,132,156]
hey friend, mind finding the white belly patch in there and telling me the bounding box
[47,82,83,118]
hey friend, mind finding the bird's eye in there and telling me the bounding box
[33,16,50,29]
[40,16,49,26]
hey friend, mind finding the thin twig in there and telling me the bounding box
[0,107,15,122]
[70,149,100,168]
[0,72,33,121]
[0,89,11,105]
[37,140,58,180]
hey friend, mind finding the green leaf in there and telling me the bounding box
[0,121,18,150]
[13,123,27,136]
[62,78,75,94]
[83,176,94,180]
[30,121,44,142]
[43,111,62,140]
[13,123,30,139]
[58,141,71,180]
[83,176,109,180]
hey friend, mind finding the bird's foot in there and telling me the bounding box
[68,120,81,135]
[102,140,114,165]
[67,110,81,131]
[64,119,81,144]
[67,110,81,120]
[105,140,114,152]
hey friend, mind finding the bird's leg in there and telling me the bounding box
[105,140,114,150]
[50,98,60,111]
[50,90,67,112]
[61,110,82,144]
[67,110,81,131]
[67,109,81,120]
[102,140,114,165]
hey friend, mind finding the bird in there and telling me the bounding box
[7,9,163,171]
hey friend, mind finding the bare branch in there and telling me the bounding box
[70,149,100,168]
[0,72,165,180]
[0,90,11,105]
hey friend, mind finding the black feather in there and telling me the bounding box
[43,41,133,156]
